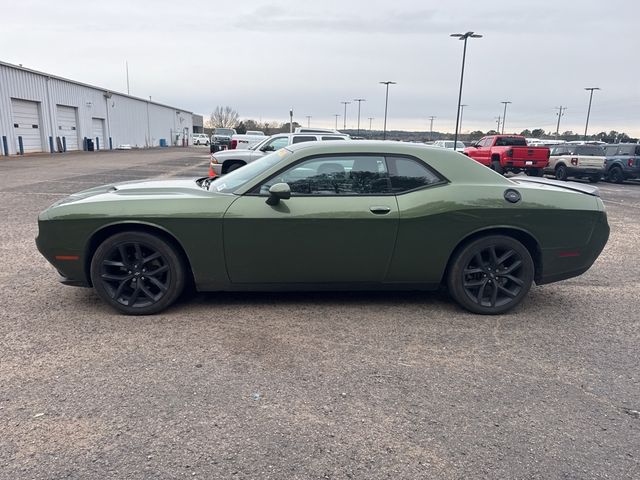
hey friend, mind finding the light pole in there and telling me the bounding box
[368,117,374,138]
[379,81,396,140]
[340,101,350,130]
[584,87,600,140]
[555,106,566,138]
[305,115,312,128]
[333,114,340,130]
[353,98,366,137]
[289,109,293,134]
[459,105,468,138]
[428,116,436,141]
[451,31,482,149]
[500,101,511,134]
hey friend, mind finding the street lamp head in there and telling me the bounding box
[451,32,482,39]
[584,87,601,91]
[353,98,366,102]
[379,81,397,85]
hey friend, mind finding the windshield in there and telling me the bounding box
[215,129,235,136]
[444,141,465,149]
[248,136,272,151]
[207,148,292,193]
[495,137,528,146]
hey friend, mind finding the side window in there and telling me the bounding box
[481,137,493,147]
[605,145,618,156]
[264,137,289,151]
[321,136,345,141]
[387,156,443,193]
[619,145,634,155]
[258,156,390,196]
[291,135,317,144]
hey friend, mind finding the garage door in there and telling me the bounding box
[56,105,79,151]
[92,118,105,150]
[11,99,43,153]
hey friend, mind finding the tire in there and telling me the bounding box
[526,168,543,177]
[608,166,624,184]
[555,164,568,181]
[447,235,534,315]
[491,160,504,175]
[90,232,185,315]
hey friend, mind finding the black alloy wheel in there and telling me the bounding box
[608,166,624,184]
[447,235,534,314]
[555,164,568,181]
[90,232,185,315]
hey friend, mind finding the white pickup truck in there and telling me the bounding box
[209,132,349,176]
[230,130,265,150]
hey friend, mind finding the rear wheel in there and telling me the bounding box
[555,164,568,181]
[491,160,504,175]
[527,168,543,177]
[90,232,185,315]
[447,235,534,315]
[608,166,624,184]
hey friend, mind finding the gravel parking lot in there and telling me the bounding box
[1,147,638,479]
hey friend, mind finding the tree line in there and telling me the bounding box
[206,106,638,143]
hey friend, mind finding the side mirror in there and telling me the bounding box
[261,145,275,152]
[266,183,291,206]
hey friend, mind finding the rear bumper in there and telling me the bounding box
[504,160,548,168]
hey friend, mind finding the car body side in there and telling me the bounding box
[37,143,608,293]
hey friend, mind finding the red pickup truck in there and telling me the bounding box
[463,135,550,176]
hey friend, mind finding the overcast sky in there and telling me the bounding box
[3,0,639,136]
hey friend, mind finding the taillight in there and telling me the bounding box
[628,158,634,167]
[230,139,238,149]
[571,157,578,166]
[506,149,513,157]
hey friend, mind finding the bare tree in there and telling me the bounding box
[209,106,239,128]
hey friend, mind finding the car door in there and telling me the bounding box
[223,154,399,284]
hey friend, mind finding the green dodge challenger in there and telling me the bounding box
[36,141,609,315]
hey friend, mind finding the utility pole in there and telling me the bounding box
[554,106,566,138]
[584,87,600,140]
[353,98,366,136]
[333,114,340,130]
[289,109,293,134]
[340,101,350,130]
[368,117,374,138]
[495,115,501,132]
[428,116,436,141]
[305,115,312,128]
[500,101,512,134]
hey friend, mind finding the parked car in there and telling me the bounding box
[36,141,609,316]
[463,135,550,176]
[432,140,466,152]
[545,144,605,182]
[209,132,349,176]
[603,143,640,183]
[294,127,344,134]
[192,133,210,146]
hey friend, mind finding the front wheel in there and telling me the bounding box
[555,164,568,181]
[90,232,185,315]
[447,235,534,315]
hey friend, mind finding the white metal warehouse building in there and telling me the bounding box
[0,60,194,155]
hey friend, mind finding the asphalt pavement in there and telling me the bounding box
[0,147,638,479]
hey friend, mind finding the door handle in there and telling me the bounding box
[369,206,391,215]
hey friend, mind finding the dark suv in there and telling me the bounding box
[604,143,640,183]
